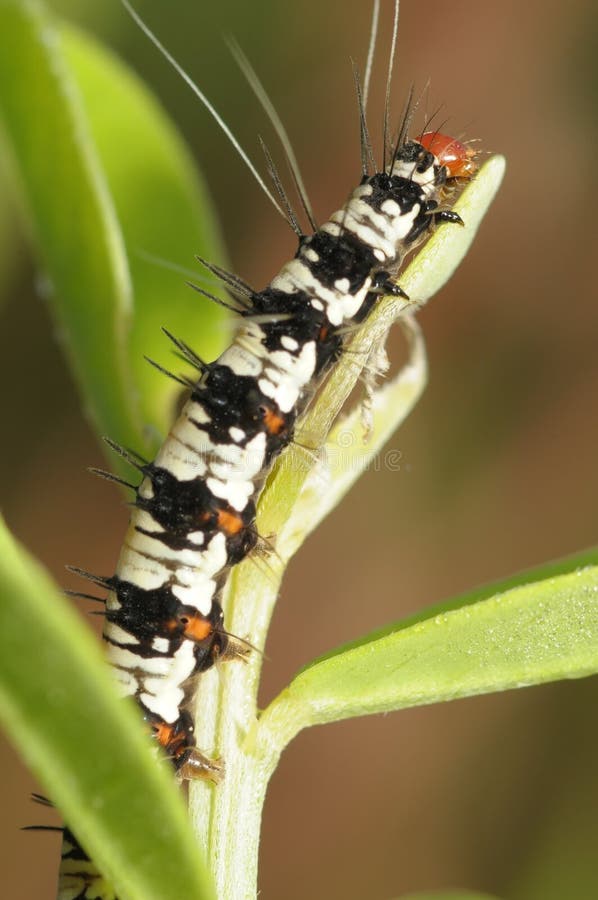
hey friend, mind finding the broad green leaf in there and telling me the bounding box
[0,516,214,900]
[60,20,229,439]
[259,557,598,752]
[0,0,227,464]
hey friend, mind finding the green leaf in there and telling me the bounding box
[277,315,428,561]
[0,516,214,900]
[60,20,229,439]
[259,554,598,752]
[0,0,227,463]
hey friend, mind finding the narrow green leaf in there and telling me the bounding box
[0,0,227,462]
[280,315,428,561]
[0,517,214,900]
[0,0,136,449]
[403,155,506,306]
[260,560,598,753]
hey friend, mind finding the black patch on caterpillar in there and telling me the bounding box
[193,367,293,453]
[136,466,258,563]
[252,287,342,372]
[297,230,378,292]
[106,576,224,653]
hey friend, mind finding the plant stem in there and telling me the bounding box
[189,554,284,898]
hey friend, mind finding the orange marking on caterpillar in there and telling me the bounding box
[261,405,287,436]
[179,613,213,642]
[216,507,244,535]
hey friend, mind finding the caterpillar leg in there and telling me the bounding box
[177,749,224,783]
[146,710,224,783]
[432,209,464,227]
[371,270,410,299]
[217,631,254,664]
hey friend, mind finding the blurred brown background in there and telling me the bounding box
[1,0,597,897]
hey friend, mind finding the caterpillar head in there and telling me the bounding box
[416,131,478,180]
[391,132,477,194]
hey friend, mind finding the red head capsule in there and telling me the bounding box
[416,131,478,179]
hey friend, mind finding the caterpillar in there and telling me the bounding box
[56,0,478,896]
[97,133,471,778]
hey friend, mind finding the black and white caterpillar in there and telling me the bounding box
[58,0,477,896]
[98,129,473,781]
[77,6,477,782]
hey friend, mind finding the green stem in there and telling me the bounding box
[189,557,284,898]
